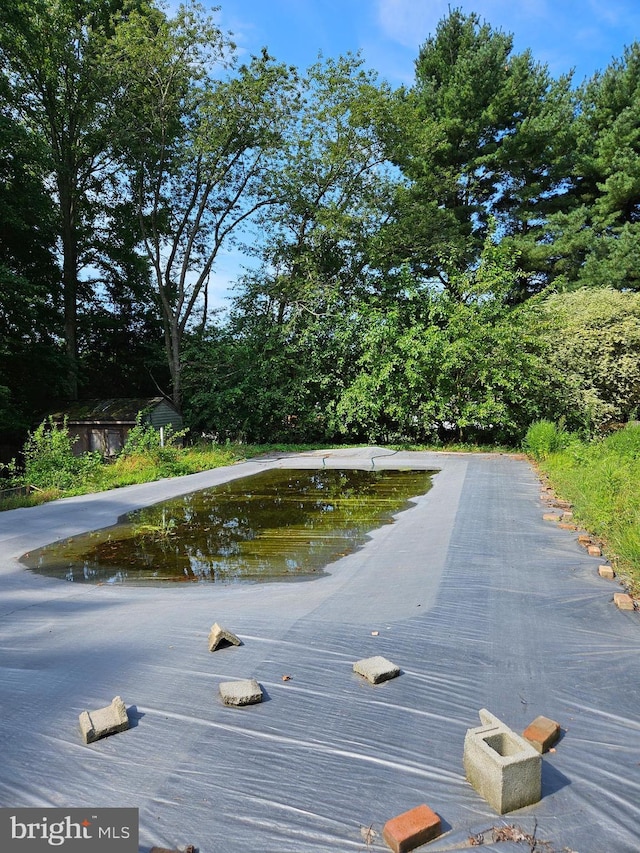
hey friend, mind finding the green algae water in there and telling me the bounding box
[22,468,434,585]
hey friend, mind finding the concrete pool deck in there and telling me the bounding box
[0,448,639,852]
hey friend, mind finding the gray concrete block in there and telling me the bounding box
[150,846,195,853]
[353,655,400,684]
[208,622,241,652]
[464,709,541,814]
[219,678,263,706]
[79,696,130,744]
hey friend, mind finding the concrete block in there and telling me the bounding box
[219,678,263,706]
[587,544,602,557]
[542,513,560,522]
[614,593,635,611]
[79,696,130,744]
[150,847,195,853]
[577,534,591,545]
[562,510,574,520]
[598,565,615,579]
[463,709,541,814]
[353,656,400,684]
[382,804,442,853]
[208,622,241,652]
[522,716,561,753]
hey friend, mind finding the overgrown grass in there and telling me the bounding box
[531,423,640,590]
[389,441,515,453]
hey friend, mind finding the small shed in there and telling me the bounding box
[51,397,183,457]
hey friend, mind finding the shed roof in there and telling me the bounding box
[51,397,177,424]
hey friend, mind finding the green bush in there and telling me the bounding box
[538,424,640,588]
[118,415,189,478]
[22,418,102,491]
[522,420,569,460]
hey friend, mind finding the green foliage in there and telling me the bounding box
[331,242,560,444]
[522,420,569,460]
[537,43,640,290]
[3,1,640,452]
[22,418,101,491]
[117,415,188,478]
[535,288,640,429]
[107,5,298,407]
[538,425,640,587]
[384,8,573,294]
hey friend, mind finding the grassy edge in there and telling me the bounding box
[532,451,640,596]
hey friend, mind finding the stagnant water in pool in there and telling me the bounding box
[21,468,435,585]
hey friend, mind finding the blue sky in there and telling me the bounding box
[198,0,640,308]
[214,0,640,85]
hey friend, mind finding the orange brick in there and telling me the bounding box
[614,593,635,611]
[383,804,442,853]
[522,715,561,753]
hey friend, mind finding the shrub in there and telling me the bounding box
[522,419,569,460]
[537,424,640,587]
[22,418,102,491]
[117,415,188,478]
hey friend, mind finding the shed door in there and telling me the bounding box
[106,429,123,457]
[89,430,105,454]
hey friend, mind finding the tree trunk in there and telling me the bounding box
[169,319,182,413]
[59,179,79,400]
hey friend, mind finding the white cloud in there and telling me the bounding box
[375,0,554,50]
[375,0,449,49]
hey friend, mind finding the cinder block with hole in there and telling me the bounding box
[463,709,541,814]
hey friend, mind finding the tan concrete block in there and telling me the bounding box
[353,656,400,684]
[614,593,635,611]
[587,544,602,557]
[219,678,263,706]
[543,513,560,522]
[208,622,241,652]
[79,696,129,744]
[598,565,615,579]
[150,847,195,853]
[382,804,442,853]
